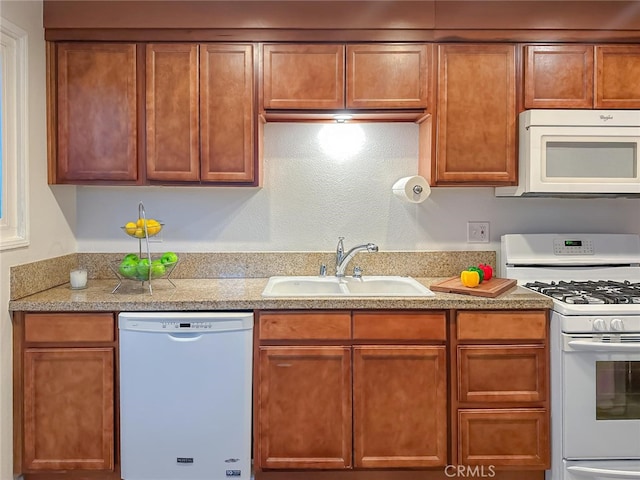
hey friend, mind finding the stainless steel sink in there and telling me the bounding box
[261,276,434,297]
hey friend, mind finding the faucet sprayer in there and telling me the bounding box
[335,237,378,277]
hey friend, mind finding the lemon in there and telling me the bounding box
[124,221,137,235]
[136,218,146,228]
[134,227,146,238]
[146,219,161,235]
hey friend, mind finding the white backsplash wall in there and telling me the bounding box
[76,123,640,254]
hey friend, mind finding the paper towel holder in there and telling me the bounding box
[392,175,431,203]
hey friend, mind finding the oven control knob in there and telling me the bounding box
[592,318,606,331]
[610,318,624,331]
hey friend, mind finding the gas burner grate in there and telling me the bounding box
[524,280,640,305]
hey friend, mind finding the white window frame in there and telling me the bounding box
[0,17,29,250]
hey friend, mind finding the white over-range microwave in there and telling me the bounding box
[495,109,640,197]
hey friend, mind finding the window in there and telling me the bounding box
[0,17,29,250]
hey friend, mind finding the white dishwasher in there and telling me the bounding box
[118,311,254,480]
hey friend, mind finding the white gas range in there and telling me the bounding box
[501,233,640,480]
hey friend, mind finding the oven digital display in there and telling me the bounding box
[553,238,594,255]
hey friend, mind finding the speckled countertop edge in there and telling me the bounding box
[8,278,553,312]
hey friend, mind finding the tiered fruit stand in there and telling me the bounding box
[110,202,177,294]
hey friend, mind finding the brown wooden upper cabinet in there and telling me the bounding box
[524,44,640,109]
[262,43,431,117]
[146,43,257,184]
[426,44,517,186]
[50,42,258,185]
[53,43,138,184]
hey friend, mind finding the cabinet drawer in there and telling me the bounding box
[24,313,115,343]
[353,311,446,341]
[259,311,351,340]
[457,310,547,341]
[457,408,549,468]
[458,345,547,403]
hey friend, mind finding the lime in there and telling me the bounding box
[150,260,166,278]
[119,262,137,278]
[161,251,178,264]
[136,258,151,280]
[123,253,139,263]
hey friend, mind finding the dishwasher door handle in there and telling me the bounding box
[168,333,203,341]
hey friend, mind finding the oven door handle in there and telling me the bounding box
[567,340,640,352]
[568,465,640,479]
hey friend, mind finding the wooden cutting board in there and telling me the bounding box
[430,276,517,298]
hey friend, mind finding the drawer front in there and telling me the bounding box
[353,311,446,341]
[458,408,550,468]
[24,313,115,343]
[457,310,547,341]
[259,311,351,340]
[458,345,547,403]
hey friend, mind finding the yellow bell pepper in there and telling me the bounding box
[460,269,480,288]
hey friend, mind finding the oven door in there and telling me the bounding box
[563,335,640,459]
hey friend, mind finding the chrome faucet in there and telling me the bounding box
[335,237,378,277]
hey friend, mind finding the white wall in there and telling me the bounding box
[78,122,640,257]
[0,1,77,478]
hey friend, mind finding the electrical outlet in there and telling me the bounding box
[467,221,490,243]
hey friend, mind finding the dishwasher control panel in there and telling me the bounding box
[165,321,216,330]
[118,312,254,334]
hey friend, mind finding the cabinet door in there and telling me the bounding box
[458,409,550,468]
[258,346,352,469]
[346,44,430,109]
[262,44,345,109]
[56,43,137,182]
[23,347,114,471]
[353,345,447,468]
[458,345,547,403]
[524,45,594,108]
[596,45,640,108]
[146,44,200,181]
[200,44,256,182]
[435,44,517,185]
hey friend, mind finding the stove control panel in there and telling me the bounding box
[592,317,625,332]
[553,239,595,255]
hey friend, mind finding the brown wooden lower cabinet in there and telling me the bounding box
[453,310,551,471]
[258,345,353,469]
[457,409,550,468]
[255,309,551,479]
[353,345,447,468]
[13,312,119,479]
[23,347,115,471]
[255,310,449,475]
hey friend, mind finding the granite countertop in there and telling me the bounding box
[9,277,553,312]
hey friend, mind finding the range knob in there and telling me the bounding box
[610,318,624,332]
[592,318,607,332]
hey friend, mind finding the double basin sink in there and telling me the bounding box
[261,275,434,297]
